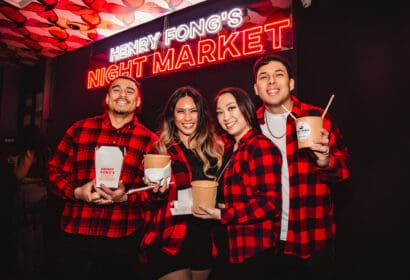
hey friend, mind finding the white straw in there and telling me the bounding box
[126,181,175,195]
[281,105,297,120]
[321,94,335,119]
[126,185,155,195]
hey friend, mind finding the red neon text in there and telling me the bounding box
[87,18,291,90]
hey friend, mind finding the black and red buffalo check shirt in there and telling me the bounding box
[256,95,352,259]
[219,128,282,263]
[48,112,158,237]
[141,141,216,256]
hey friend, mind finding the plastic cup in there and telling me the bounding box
[191,180,218,215]
[295,116,323,149]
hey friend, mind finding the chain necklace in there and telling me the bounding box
[264,112,286,139]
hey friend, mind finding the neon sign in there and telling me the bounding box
[109,8,243,63]
[87,7,292,90]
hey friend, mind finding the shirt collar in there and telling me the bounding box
[102,111,139,129]
[236,128,258,147]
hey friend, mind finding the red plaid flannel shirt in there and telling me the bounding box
[219,129,282,263]
[48,113,158,237]
[140,142,191,256]
[256,95,352,259]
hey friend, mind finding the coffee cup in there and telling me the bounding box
[143,154,170,168]
[295,116,323,149]
[143,154,171,185]
[191,180,218,215]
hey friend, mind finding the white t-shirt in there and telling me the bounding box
[261,111,290,241]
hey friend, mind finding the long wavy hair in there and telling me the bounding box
[156,86,224,178]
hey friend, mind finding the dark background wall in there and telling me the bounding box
[2,0,408,278]
[292,1,409,279]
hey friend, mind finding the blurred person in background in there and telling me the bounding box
[9,124,51,278]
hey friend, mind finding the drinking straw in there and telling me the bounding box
[126,185,155,194]
[321,94,335,119]
[126,181,175,194]
[281,105,297,120]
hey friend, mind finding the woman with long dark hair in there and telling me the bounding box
[141,86,223,280]
[194,87,282,280]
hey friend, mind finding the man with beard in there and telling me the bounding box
[48,76,166,280]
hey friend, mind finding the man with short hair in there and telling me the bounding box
[253,53,352,280]
[48,76,165,280]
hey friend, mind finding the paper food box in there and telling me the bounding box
[95,146,124,189]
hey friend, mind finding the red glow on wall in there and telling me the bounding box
[87,18,291,90]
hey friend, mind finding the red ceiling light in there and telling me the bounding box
[3,0,34,9]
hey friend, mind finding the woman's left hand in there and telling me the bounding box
[193,205,221,220]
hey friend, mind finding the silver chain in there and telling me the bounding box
[264,112,286,139]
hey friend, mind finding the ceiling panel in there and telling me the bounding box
[0,0,207,66]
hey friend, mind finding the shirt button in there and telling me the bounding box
[113,141,116,144]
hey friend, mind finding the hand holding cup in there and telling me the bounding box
[143,154,171,186]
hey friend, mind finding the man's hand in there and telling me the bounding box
[74,179,127,205]
[74,179,102,203]
[311,128,331,168]
[94,180,128,205]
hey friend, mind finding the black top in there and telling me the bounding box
[180,143,217,180]
[216,147,233,203]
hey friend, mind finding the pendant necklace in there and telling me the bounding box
[264,112,286,139]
